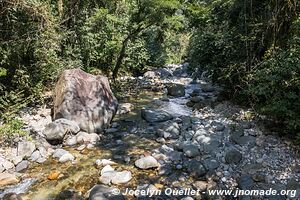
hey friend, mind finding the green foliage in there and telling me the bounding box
[0,119,27,142]
[187,0,300,139]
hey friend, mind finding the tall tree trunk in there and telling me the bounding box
[112,36,130,80]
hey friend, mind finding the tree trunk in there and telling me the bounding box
[112,36,130,80]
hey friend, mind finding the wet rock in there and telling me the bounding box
[238,175,255,189]
[135,156,159,169]
[0,173,19,187]
[167,83,185,97]
[105,128,118,134]
[59,153,75,163]
[211,121,225,131]
[89,184,125,200]
[203,159,220,171]
[15,161,29,172]
[186,101,194,107]
[44,118,80,143]
[252,173,266,182]
[182,143,200,158]
[225,149,242,164]
[186,160,207,178]
[56,189,83,200]
[53,69,118,133]
[201,83,215,92]
[141,109,173,123]
[190,96,204,103]
[17,141,36,159]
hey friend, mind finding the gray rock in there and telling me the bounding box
[186,160,206,178]
[201,83,215,92]
[59,153,74,163]
[76,132,100,144]
[225,149,242,164]
[238,175,255,189]
[141,109,173,123]
[203,159,220,171]
[99,171,116,185]
[29,150,41,162]
[135,156,159,169]
[53,149,69,159]
[156,121,180,139]
[101,165,115,175]
[167,84,185,97]
[190,96,204,103]
[53,69,118,133]
[44,119,80,143]
[183,144,200,158]
[1,158,15,171]
[15,161,29,172]
[89,184,125,200]
[17,141,36,159]
[211,121,225,131]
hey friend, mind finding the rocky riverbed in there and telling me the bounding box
[0,64,299,200]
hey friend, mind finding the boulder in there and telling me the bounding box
[141,109,173,123]
[17,141,36,159]
[167,84,185,97]
[53,69,118,133]
[225,149,242,164]
[43,118,80,143]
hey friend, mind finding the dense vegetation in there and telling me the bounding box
[0,0,299,141]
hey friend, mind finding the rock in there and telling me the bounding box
[135,156,159,169]
[76,132,100,144]
[48,171,60,180]
[111,171,132,184]
[238,175,255,189]
[99,171,116,185]
[53,149,69,159]
[29,151,41,162]
[1,158,15,171]
[190,96,204,103]
[211,121,225,131]
[43,118,80,143]
[17,141,36,159]
[156,121,180,139]
[203,159,220,171]
[95,159,117,167]
[0,173,19,187]
[89,184,125,200]
[56,189,83,200]
[59,153,74,163]
[15,161,29,172]
[64,135,77,146]
[225,149,242,164]
[101,165,115,175]
[141,109,173,123]
[193,181,208,192]
[53,69,118,133]
[182,143,200,158]
[201,83,215,92]
[117,103,133,115]
[186,160,206,178]
[167,84,185,97]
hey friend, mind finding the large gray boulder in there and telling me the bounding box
[43,118,80,143]
[167,83,185,97]
[53,69,118,133]
[141,109,173,123]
